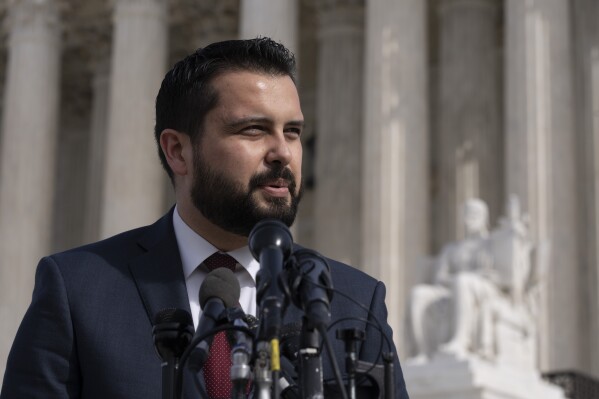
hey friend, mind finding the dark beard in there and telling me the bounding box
[190,152,303,237]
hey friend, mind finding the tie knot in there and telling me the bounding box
[203,252,237,272]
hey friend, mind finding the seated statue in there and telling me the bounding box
[407,196,542,368]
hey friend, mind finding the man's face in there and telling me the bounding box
[190,70,304,237]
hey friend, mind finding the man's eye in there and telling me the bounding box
[242,126,265,135]
[285,127,302,137]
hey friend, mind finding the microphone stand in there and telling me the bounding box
[249,219,294,399]
[255,244,285,399]
[230,315,252,399]
[382,353,394,399]
[152,309,194,399]
[337,329,365,399]
[298,319,324,399]
[254,341,273,399]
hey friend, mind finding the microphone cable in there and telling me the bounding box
[302,278,396,391]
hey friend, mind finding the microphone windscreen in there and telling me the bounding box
[153,307,192,325]
[280,322,302,360]
[199,268,240,309]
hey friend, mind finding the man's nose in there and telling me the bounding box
[265,133,292,166]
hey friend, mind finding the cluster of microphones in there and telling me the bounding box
[152,219,395,399]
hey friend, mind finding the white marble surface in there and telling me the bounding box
[100,0,169,238]
[405,354,565,399]
[0,0,62,379]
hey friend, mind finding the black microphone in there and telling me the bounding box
[249,219,293,341]
[249,219,294,398]
[187,268,240,372]
[288,248,333,329]
[152,308,194,399]
[286,249,334,399]
[280,322,302,361]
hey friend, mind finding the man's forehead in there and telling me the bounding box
[211,69,294,87]
[208,71,303,120]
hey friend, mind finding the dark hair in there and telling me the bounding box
[154,37,297,179]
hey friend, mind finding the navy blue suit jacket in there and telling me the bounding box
[1,210,408,398]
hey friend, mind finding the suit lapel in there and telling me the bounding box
[129,209,208,397]
[129,209,192,325]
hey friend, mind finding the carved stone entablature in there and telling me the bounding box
[5,0,66,36]
[168,0,239,62]
[56,0,112,119]
[62,0,112,73]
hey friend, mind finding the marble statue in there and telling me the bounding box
[407,196,542,368]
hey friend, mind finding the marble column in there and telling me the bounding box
[294,1,319,248]
[313,0,364,267]
[0,0,61,376]
[435,0,502,246]
[84,58,110,243]
[571,0,599,378]
[101,0,169,238]
[239,0,298,55]
[589,8,599,378]
[505,0,580,372]
[362,0,428,356]
[52,78,91,252]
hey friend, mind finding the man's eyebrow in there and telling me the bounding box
[225,116,271,128]
[286,120,305,127]
[224,117,305,128]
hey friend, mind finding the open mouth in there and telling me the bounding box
[258,179,290,196]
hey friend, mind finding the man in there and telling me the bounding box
[1,38,409,398]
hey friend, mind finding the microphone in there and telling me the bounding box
[249,219,294,399]
[249,219,293,341]
[152,308,194,399]
[279,322,302,361]
[199,267,240,309]
[287,249,333,329]
[286,249,333,399]
[187,268,240,372]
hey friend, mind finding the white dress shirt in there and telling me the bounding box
[172,206,260,330]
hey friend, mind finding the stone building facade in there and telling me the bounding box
[0,0,597,387]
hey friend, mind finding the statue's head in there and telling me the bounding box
[463,198,489,237]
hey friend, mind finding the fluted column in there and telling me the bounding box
[313,1,364,266]
[505,0,579,372]
[294,0,319,247]
[362,0,428,356]
[587,3,599,378]
[571,0,599,377]
[85,58,110,243]
[435,0,502,246]
[101,0,168,237]
[0,0,61,376]
[239,0,298,55]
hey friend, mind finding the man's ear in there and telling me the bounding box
[159,129,192,177]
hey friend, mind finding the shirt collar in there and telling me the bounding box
[172,205,259,283]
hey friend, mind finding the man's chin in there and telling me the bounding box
[251,202,298,228]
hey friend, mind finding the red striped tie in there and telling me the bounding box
[202,253,237,399]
